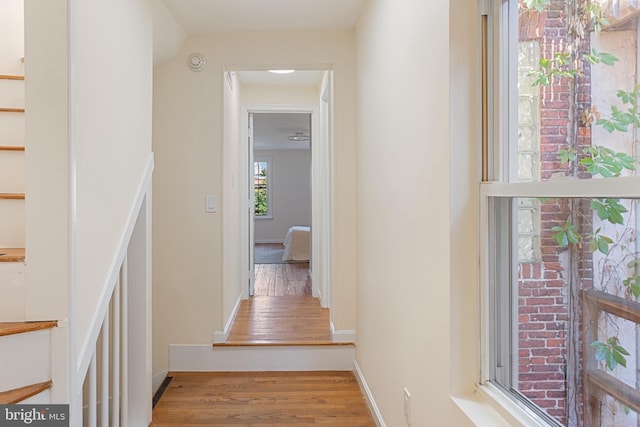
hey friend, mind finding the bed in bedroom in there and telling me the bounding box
[282,226,310,261]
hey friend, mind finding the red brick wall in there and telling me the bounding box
[516,1,594,424]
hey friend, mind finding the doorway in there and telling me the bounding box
[220,68,334,344]
[251,112,312,297]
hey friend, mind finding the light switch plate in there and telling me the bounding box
[206,195,217,213]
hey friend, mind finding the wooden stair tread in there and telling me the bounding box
[0,381,52,404]
[0,248,25,262]
[0,321,57,337]
[0,108,24,113]
[214,340,353,347]
[0,193,25,199]
[0,75,24,81]
[0,146,25,151]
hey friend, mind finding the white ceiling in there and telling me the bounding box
[160,0,365,34]
[253,112,311,151]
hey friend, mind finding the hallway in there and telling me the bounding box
[150,371,375,426]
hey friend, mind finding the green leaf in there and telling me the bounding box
[558,148,577,164]
[598,51,620,66]
[597,237,610,254]
[613,350,628,368]
[525,0,550,12]
[612,344,630,356]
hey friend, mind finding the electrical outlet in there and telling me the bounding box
[403,387,411,425]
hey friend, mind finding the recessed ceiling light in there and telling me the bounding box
[268,69,295,74]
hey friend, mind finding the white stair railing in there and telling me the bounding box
[82,255,128,426]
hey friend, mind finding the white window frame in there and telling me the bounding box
[254,156,273,219]
[479,0,640,425]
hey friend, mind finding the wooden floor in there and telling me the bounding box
[254,263,311,296]
[150,371,376,426]
[221,296,333,345]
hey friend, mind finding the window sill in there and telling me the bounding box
[255,215,273,220]
[452,383,557,427]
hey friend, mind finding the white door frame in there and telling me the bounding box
[240,104,330,304]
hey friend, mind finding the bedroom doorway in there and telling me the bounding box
[251,112,312,297]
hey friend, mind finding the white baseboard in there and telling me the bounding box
[330,321,356,343]
[353,360,386,427]
[255,239,284,244]
[170,344,355,372]
[213,294,242,344]
[152,369,169,395]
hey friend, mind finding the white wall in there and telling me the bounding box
[0,0,24,74]
[355,0,474,425]
[241,83,319,105]
[254,149,311,242]
[24,0,70,323]
[152,30,357,374]
[72,0,153,358]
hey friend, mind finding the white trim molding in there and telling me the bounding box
[213,294,242,344]
[330,322,356,343]
[353,360,386,427]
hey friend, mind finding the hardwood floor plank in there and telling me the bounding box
[253,244,310,297]
[223,296,332,345]
[150,371,375,426]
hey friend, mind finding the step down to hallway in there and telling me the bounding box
[0,248,25,262]
[0,321,57,337]
[172,296,355,372]
[171,343,355,372]
[0,381,52,404]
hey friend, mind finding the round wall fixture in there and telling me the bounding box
[187,53,206,72]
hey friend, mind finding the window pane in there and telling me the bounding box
[254,161,269,216]
[514,1,640,183]
[493,196,640,426]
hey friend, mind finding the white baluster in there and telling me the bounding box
[112,280,121,427]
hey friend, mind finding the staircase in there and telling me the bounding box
[0,69,56,404]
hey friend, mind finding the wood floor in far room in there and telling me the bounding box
[254,262,311,296]
[150,371,376,426]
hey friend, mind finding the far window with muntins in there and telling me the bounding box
[254,159,271,217]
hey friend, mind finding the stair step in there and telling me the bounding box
[0,145,24,151]
[0,75,24,81]
[0,114,25,146]
[0,248,25,262]
[214,340,353,347]
[0,108,24,113]
[0,327,52,392]
[0,149,25,193]
[0,193,25,199]
[0,199,25,247]
[0,381,52,404]
[0,321,57,337]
